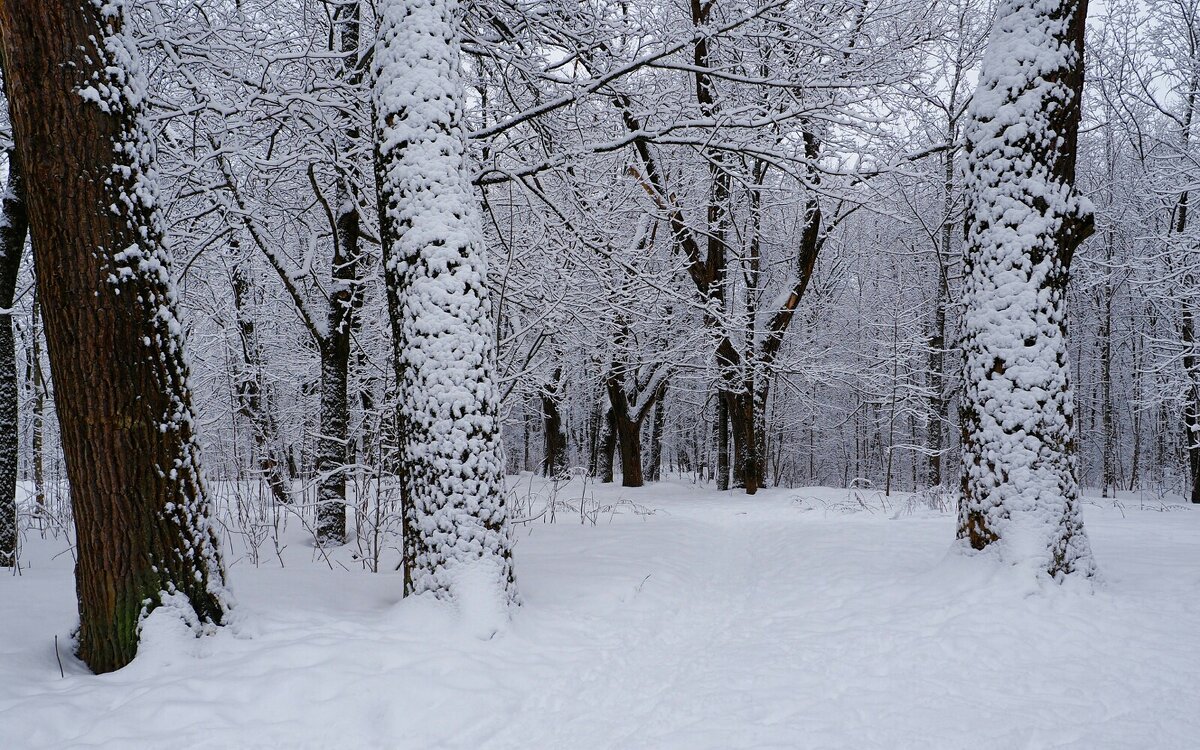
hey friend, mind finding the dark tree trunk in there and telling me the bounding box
[316,327,352,543]
[647,380,668,482]
[316,0,365,545]
[604,363,668,488]
[599,407,617,484]
[927,278,948,488]
[541,368,568,477]
[1182,313,1200,503]
[29,289,45,517]
[725,388,764,494]
[716,394,730,490]
[522,401,534,473]
[0,0,228,670]
[229,260,292,507]
[0,151,27,566]
[614,419,644,487]
[1174,84,1200,503]
[606,378,645,487]
[587,395,602,477]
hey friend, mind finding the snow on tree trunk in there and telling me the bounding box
[957,0,1096,579]
[0,154,27,568]
[0,0,230,671]
[372,0,517,610]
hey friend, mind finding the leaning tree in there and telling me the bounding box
[957,0,1097,577]
[0,0,229,671]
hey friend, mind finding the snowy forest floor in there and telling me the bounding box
[2,478,1199,749]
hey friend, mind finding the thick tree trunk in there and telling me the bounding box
[373,0,516,605]
[957,0,1096,577]
[725,388,764,495]
[0,0,229,670]
[606,375,648,487]
[0,152,27,566]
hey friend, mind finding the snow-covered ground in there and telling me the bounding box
[2,479,1198,749]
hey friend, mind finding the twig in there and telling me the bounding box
[54,635,64,679]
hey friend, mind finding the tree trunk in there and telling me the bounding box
[1174,82,1200,503]
[716,394,730,490]
[1129,329,1142,491]
[957,0,1096,577]
[587,394,602,477]
[0,152,27,566]
[927,195,952,487]
[541,368,567,477]
[647,380,668,482]
[1100,280,1116,498]
[522,400,534,473]
[606,374,651,488]
[614,418,644,488]
[316,335,351,542]
[599,407,617,483]
[0,0,229,670]
[316,0,365,545]
[726,388,764,494]
[373,0,516,604]
[29,289,45,518]
[229,261,292,507]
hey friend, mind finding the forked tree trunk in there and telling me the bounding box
[0,152,27,567]
[373,0,516,605]
[0,0,229,670]
[957,0,1096,577]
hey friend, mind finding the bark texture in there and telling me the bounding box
[541,367,568,477]
[0,0,228,671]
[0,151,26,566]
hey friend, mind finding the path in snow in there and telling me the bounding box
[2,482,1199,749]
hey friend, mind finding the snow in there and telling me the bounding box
[3,479,1199,748]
